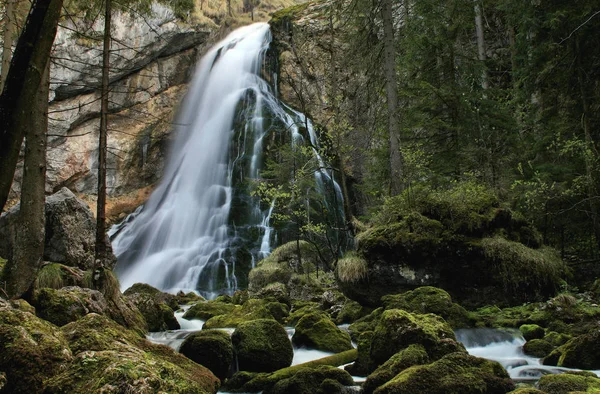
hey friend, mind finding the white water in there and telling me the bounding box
[456,328,600,381]
[111,23,347,297]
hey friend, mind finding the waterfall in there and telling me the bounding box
[111,23,347,297]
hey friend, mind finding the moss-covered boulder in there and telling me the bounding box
[286,301,321,325]
[203,299,289,328]
[363,344,429,394]
[254,282,291,306]
[522,339,554,358]
[348,307,383,341]
[124,283,180,332]
[180,330,233,381]
[48,313,220,393]
[538,371,600,394]
[292,312,352,353]
[374,352,514,394]
[0,300,73,394]
[335,299,369,325]
[543,330,600,369]
[519,324,545,341]
[232,319,293,372]
[382,287,472,328]
[507,389,545,394]
[370,309,465,368]
[32,286,147,334]
[267,365,353,394]
[183,300,236,320]
[175,290,205,305]
[543,331,571,347]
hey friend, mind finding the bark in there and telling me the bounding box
[96,0,111,263]
[474,0,489,89]
[0,0,64,213]
[4,62,49,299]
[1,0,17,91]
[381,0,403,195]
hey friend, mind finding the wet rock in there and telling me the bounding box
[267,365,354,394]
[232,319,293,373]
[522,339,554,358]
[183,300,237,320]
[203,299,289,329]
[180,330,233,381]
[363,344,429,394]
[519,324,545,341]
[538,371,600,394]
[543,330,600,370]
[292,312,353,353]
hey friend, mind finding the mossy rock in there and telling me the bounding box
[232,290,249,305]
[175,290,205,305]
[348,307,383,341]
[519,324,545,341]
[543,331,571,347]
[374,352,514,394]
[381,287,472,328]
[232,319,293,373]
[523,339,554,358]
[254,282,291,306]
[538,372,600,394]
[124,283,180,332]
[370,309,465,368]
[287,274,325,302]
[9,299,35,314]
[267,365,353,394]
[0,300,73,394]
[507,388,545,393]
[543,330,600,370]
[203,299,288,328]
[335,299,369,325]
[286,301,321,326]
[292,312,353,353]
[215,294,233,303]
[363,344,429,394]
[182,300,236,320]
[35,262,88,289]
[48,313,220,393]
[248,262,292,292]
[180,330,233,381]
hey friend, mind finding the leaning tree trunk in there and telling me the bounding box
[5,63,49,299]
[381,0,403,195]
[0,0,64,213]
[96,0,111,265]
[0,0,17,92]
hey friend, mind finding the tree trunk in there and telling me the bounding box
[1,0,17,92]
[4,61,49,299]
[381,0,403,196]
[0,0,64,213]
[95,0,111,264]
[474,0,488,89]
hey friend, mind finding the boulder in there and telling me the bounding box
[46,313,220,393]
[33,285,147,334]
[381,287,472,328]
[232,319,293,373]
[538,371,600,394]
[0,188,115,270]
[335,299,369,325]
[369,309,465,368]
[543,330,600,370]
[363,344,429,394]
[124,282,180,331]
[267,365,354,394]
[180,330,233,381]
[519,324,545,341]
[183,300,236,320]
[0,300,73,394]
[374,352,514,394]
[203,299,289,329]
[292,312,353,353]
[522,339,554,358]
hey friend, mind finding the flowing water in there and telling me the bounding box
[111,23,346,297]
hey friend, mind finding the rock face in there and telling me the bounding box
[0,187,113,269]
[232,319,294,373]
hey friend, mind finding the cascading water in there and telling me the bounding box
[111,23,347,297]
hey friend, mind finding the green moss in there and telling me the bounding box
[125,283,180,332]
[538,372,600,394]
[175,291,205,305]
[255,282,290,306]
[348,307,383,341]
[523,339,554,358]
[232,319,293,373]
[507,389,545,394]
[336,252,368,283]
[35,263,64,289]
[292,312,353,353]
[270,2,312,26]
[0,300,73,394]
[480,236,566,297]
[286,301,321,325]
[547,330,600,370]
[382,287,472,328]
[344,331,373,376]
[203,299,287,328]
[232,290,249,305]
[248,261,292,292]
[370,309,464,368]
[374,352,514,394]
[519,324,546,341]
[215,294,232,303]
[180,330,233,381]
[268,365,353,394]
[543,331,571,347]
[335,300,370,325]
[363,344,429,394]
[182,300,236,320]
[33,287,101,326]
